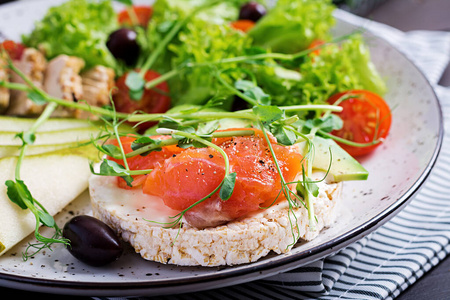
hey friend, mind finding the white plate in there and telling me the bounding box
[0,0,443,297]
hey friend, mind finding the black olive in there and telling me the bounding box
[63,215,123,267]
[106,28,140,66]
[231,95,251,111]
[238,2,267,22]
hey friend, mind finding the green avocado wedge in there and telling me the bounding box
[305,136,369,182]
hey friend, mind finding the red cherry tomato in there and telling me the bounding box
[1,40,25,60]
[118,5,153,27]
[230,20,255,32]
[328,90,392,157]
[113,70,171,132]
[307,39,325,56]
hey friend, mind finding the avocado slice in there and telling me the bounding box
[305,136,368,182]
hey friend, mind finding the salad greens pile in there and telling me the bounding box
[21,0,385,109]
[142,0,385,110]
[22,0,118,71]
[248,0,335,53]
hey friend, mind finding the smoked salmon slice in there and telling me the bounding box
[108,128,303,228]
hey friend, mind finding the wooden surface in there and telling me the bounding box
[0,0,449,299]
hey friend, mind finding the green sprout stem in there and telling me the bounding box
[121,129,255,159]
[15,102,58,179]
[138,0,223,77]
[0,80,342,125]
[156,127,232,174]
[187,32,358,67]
[258,121,305,243]
[12,101,70,259]
[142,32,357,93]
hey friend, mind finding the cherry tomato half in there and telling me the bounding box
[118,5,153,27]
[230,20,255,33]
[328,90,392,157]
[113,70,171,132]
[307,39,325,56]
[1,40,25,60]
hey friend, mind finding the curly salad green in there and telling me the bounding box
[22,0,386,107]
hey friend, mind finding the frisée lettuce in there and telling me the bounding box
[248,0,335,53]
[168,19,252,107]
[252,35,387,108]
[144,0,254,107]
[150,0,248,25]
[22,0,118,71]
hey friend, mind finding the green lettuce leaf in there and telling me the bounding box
[144,0,252,74]
[296,35,387,103]
[168,19,252,106]
[252,35,386,107]
[22,0,118,71]
[151,0,246,25]
[144,0,253,107]
[248,0,335,53]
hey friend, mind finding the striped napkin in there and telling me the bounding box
[95,10,450,300]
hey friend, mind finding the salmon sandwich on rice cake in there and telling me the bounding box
[89,129,343,266]
[89,124,366,266]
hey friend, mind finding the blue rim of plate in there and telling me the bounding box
[0,1,444,297]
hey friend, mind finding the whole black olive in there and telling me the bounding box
[231,95,250,111]
[63,215,123,267]
[238,2,267,22]
[106,28,140,66]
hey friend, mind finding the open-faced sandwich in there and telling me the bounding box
[89,128,348,266]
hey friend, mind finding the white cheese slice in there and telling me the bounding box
[0,150,92,256]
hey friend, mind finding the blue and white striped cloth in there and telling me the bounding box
[96,10,450,300]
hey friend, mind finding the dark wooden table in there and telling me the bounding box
[0,0,449,299]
